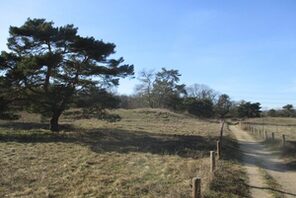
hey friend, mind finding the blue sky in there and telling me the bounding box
[1,0,296,108]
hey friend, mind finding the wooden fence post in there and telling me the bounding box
[264,131,268,141]
[272,132,275,141]
[217,140,221,160]
[282,134,286,147]
[192,177,201,198]
[210,151,215,173]
[219,120,225,142]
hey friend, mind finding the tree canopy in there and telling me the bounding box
[0,18,134,131]
[183,97,214,118]
[134,68,186,110]
[237,101,261,118]
[151,68,186,110]
[215,94,232,118]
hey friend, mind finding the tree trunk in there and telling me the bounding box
[50,112,61,132]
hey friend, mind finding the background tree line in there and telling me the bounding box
[265,104,296,117]
[118,68,262,119]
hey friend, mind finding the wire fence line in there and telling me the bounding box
[240,121,296,142]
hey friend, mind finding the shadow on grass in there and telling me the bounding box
[0,122,49,130]
[0,121,217,159]
[0,121,74,131]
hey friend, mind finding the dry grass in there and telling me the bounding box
[245,117,296,140]
[71,108,220,137]
[204,161,249,198]
[0,108,247,197]
[0,141,211,197]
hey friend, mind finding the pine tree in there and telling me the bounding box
[0,18,134,131]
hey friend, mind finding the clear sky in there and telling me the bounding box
[1,0,296,109]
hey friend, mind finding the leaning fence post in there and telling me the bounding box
[217,140,221,160]
[282,134,286,147]
[192,177,201,198]
[219,120,225,142]
[210,151,216,173]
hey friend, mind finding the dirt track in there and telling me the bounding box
[230,125,296,198]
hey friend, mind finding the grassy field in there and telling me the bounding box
[0,109,249,197]
[245,117,296,140]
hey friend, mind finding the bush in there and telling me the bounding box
[184,97,214,118]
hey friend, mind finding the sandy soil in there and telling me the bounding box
[230,125,296,198]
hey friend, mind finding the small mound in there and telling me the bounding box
[132,108,185,119]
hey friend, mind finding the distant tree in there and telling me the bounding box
[135,69,155,108]
[237,102,261,118]
[282,104,295,117]
[226,101,240,118]
[75,87,120,117]
[215,94,232,118]
[267,109,277,117]
[0,78,11,116]
[118,94,144,109]
[0,18,134,131]
[184,97,214,118]
[118,95,130,109]
[0,77,20,119]
[186,84,218,101]
[151,68,186,110]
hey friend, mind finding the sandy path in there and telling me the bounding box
[230,125,296,198]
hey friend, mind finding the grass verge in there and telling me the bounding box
[204,161,250,198]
